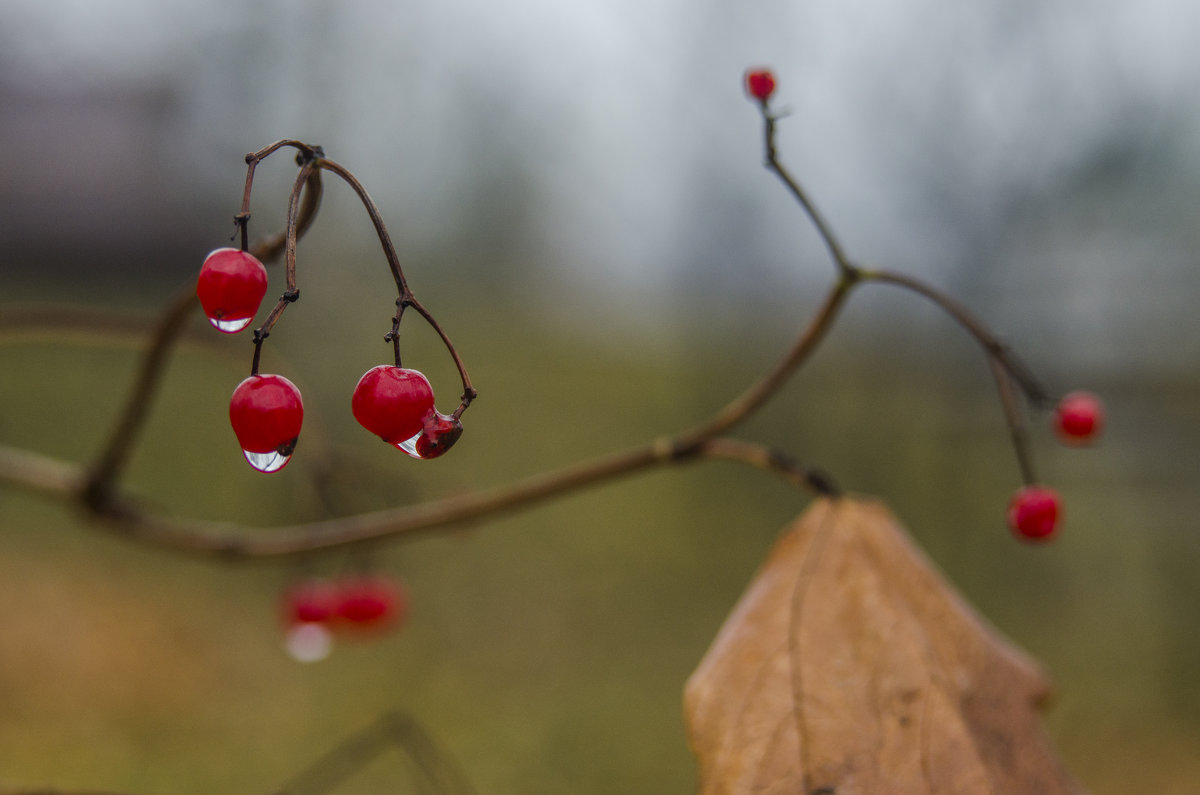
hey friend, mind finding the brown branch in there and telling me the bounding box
[82,285,197,511]
[272,711,474,795]
[859,268,1050,407]
[311,157,409,296]
[0,238,845,558]
[698,438,839,497]
[989,355,1038,484]
[761,109,855,277]
[245,166,324,265]
[673,272,856,450]
[0,430,833,562]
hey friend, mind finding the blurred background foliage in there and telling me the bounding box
[1,0,1199,792]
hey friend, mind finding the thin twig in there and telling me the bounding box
[82,285,197,511]
[761,110,856,277]
[311,157,476,407]
[673,272,856,451]
[859,268,1050,406]
[272,711,474,795]
[988,355,1038,484]
[698,438,839,497]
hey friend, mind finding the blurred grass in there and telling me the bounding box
[1,267,1198,794]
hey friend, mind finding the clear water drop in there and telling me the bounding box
[284,622,333,663]
[244,448,292,472]
[210,316,254,333]
[395,431,423,459]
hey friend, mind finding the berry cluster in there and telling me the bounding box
[196,142,475,473]
[280,574,408,663]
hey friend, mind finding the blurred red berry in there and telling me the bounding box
[1054,391,1104,445]
[280,578,339,663]
[281,579,339,626]
[1007,485,1061,542]
[335,575,408,632]
[745,68,776,103]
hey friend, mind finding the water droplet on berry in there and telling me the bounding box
[396,431,423,459]
[393,413,463,459]
[284,622,333,663]
[244,448,292,473]
[209,316,255,333]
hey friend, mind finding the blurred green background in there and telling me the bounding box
[2,263,1199,793]
[2,0,1200,792]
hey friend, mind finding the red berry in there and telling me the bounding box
[197,248,269,333]
[351,365,436,447]
[1054,391,1104,445]
[281,579,339,626]
[334,575,407,632]
[1007,485,1061,542]
[408,412,464,459]
[745,68,776,103]
[229,374,304,472]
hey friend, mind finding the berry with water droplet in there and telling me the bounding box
[351,365,436,448]
[197,248,269,333]
[416,412,464,458]
[745,68,776,103]
[335,575,407,632]
[229,374,303,472]
[397,412,464,459]
[1054,391,1104,446]
[1007,485,1061,542]
[281,579,339,625]
[279,578,338,663]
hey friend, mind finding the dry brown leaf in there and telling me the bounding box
[684,497,1088,795]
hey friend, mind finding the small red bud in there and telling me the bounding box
[744,68,776,103]
[1054,391,1104,446]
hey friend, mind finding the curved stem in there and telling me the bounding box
[405,297,478,408]
[989,355,1038,484]
[314,156,475,406]
[247,166,324,265]
[859,268,1050,406]
[245,139,319,165]
[674,273,857,450]
[283,160,317,294]
[82,286,197,510]
[237,139,321,248]
[313,157,409,296]
[248,160,316,372]
[698,438,839,497]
